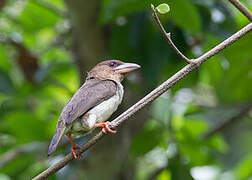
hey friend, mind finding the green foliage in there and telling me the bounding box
[100,0,165,24]
[20,2,59,32]
[0,0,252,179]
[130,123,164,157]
[5,111,48,143]
[157,170,171,180]
[235,153,252,179]
[168,0,201,33]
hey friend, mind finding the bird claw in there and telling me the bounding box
[72,144,82,159]
[67,133,82,159]
[95,122,117,134]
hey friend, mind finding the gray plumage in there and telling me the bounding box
[47,60,140,157]
[47,79,118,156]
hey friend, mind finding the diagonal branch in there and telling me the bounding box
[32,21,252,180]
[228,0,252,22]
[203,104,251,139]
[151,5,193,64]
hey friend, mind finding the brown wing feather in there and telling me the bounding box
[63,79,117,125]
[48,79,117,156]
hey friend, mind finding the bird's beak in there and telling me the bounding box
[114,63,141,74]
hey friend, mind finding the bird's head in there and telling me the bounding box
[87,60,141,82]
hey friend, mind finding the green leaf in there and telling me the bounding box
[208,135,228,153]
[202,33,252,103]
[5,111,48,143]
[156,3,170,14]
[157,170,171,180]
[168,0,201,33]
[184,118,209,137]
[220,33,252,103]
[235,153,252,179]
[100,0,165,24]
[172,115,185,131]
[20,1,59,32]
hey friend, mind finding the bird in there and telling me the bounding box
[47,60,141,158]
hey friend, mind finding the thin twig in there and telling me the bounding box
[228,0,252,22]
[32,22,252,180]
[151,5,193,64]
[204,104,251,139]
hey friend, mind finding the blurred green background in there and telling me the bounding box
[0,0,252,180]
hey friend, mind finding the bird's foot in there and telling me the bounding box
[71,144,82,159]
[67,133,82,159]
[94,122,117,134]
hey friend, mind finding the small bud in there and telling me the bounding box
[151,4,155,11]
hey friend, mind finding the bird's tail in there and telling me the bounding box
[47,127,65,156]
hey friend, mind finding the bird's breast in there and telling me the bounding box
[87,82,123,123]
[87,90,123,123]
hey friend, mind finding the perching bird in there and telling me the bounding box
[48,60,140,158]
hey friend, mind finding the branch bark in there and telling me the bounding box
[228,0,252,21]
[33,21,252,180]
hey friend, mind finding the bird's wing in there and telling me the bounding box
[48,79,117,156]
[64,79,117,125]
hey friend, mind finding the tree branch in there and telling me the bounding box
[228,0,252,22]
[32,21,252,180]
[203,104,251,139]
[151,5,193,64]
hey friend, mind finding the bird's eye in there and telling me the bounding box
[108,62,118,67]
